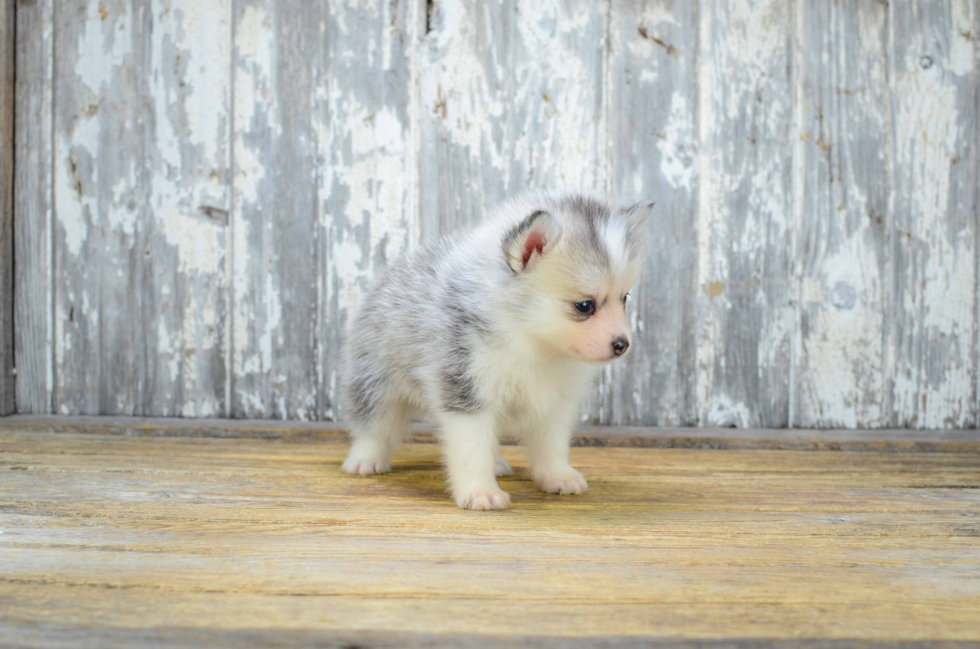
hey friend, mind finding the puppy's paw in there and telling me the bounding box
[535,468,588,495]
[455,488,511,511]
[341,455,392,476]
[494,456,515,477]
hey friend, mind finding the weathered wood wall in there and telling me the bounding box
[12,0,980,428]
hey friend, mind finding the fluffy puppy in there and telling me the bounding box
[341,192,651,510]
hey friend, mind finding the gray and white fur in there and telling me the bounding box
[341,191,652,510]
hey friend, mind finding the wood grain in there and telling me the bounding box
[53,0,146,414]
[696,0,795,427]
[11,0,980,428]
[0,427,978,643]
[0,0,14,415]
[231,0,321,418]
[418,1,606,237]
[888,0,978,429]
[418,0,514,238]
[142,0,232,417]
[13,0,54,414]
[603,0,698,426]
[794,0,891,427]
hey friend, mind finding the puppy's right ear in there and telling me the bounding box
[503,210,562,274]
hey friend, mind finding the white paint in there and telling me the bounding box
[657,91,696,191]
[892,52,976,428]
[74,3,130,94]
[232,2,279,416]
[696,0,793,427]
[421,0,507,176]
[20,0,980,426]
[948,0,975,76]
[704,394,751,428]
[53,138,89,258]
[512,1,605,191]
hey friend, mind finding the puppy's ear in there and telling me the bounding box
[503,210,562,273]
[623,201,655,230]
[621,201,654,262]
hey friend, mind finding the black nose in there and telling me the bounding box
[612,337,629,356]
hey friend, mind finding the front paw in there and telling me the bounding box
[455,488,511,511]
[341,455,391,476]
[535,468,588,495]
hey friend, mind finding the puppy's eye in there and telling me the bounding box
[573,300,595,316]
[623,292,630,305]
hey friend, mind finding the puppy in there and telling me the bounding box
[341,192,652,510]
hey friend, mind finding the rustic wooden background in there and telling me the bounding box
[10,0,979,428]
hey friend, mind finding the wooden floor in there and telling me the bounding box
[1,420,979,647]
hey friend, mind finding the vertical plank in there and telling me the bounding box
[232,0,320,419]
[505,1,607,195]
[317,0,420,419]
[0,0,13,413]
[418,0,514,238]
[603,0,698,426]
[696,0,794,427]
[419,1,606,237]
[14,0,54,413]
[142,0,231,416]
[793,0,890,427]
[889,0,978,428]
[53,0,145,414]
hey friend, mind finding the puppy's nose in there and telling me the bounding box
[611,337,629,356]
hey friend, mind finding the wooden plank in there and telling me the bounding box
[603,0,698,426]
[2,629,963,649]
[0,430,978,643]
[889,0,978,429]
[793,0,891,427]
[5,414,980,452]
[696,0,795,427]
[231,0,321,418]
[0,0,14,414]
[418,1,606,237]
[13,0,54,414]
[5,628,965,649]
[417,1,514,238]
[52,0,147,414]
[316,0,420,420]
[505,2,607,195]
[141,0,232,416]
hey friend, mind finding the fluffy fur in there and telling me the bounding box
[341,191,652,510]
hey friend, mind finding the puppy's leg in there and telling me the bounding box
[438,411,510,510]
[342,400,410,476]
[522,410,588,495]
[494,454,514,477]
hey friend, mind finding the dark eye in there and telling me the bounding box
[573,300,595,316]
[623,292,630,305]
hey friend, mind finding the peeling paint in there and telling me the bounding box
[17,0,980,428]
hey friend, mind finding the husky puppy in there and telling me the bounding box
[341,192,652,510]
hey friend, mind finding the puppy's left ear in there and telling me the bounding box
[623,201,655,230]
[503,210,562,274]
